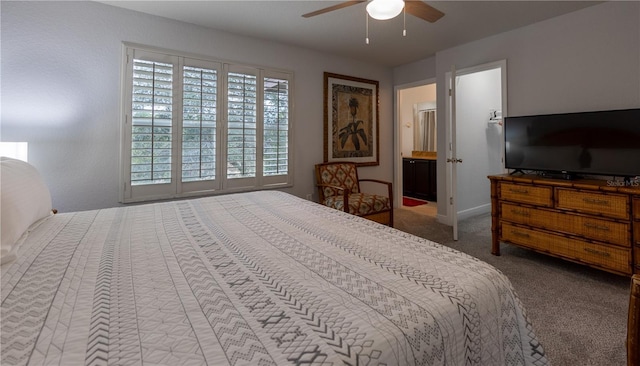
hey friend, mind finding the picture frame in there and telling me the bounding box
[324,72,379,166]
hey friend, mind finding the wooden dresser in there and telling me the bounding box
[489,174,640,276]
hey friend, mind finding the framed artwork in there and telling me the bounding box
[324,72,379,166]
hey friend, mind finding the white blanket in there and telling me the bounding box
[1,191,548,365]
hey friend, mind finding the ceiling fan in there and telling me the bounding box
[302,0,445,23]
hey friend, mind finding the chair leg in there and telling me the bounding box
[342,189,350,213]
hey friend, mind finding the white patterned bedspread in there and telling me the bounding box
[1,191,547,366]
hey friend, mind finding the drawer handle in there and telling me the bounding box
[583,223,610,231]
[509,188,529,195]
[510,209,530,217]
[583,247,611,257]
[582,197,610,206]
[511,230,530,239]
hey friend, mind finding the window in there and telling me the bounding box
[226,71,257,179]
[121,46,292,203]
[0,142,29,162]
[263,77,289,176]
[182,65,217,183]
[130,58,173,186]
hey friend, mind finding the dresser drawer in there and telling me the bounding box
[633,197,640,221]
[501,203,630,246]
[635,222,640,245]
[501,222,632,275]
[499,183,553,207]
[500,222,549,252]
[556,189,629,219]
[562,240,632,275]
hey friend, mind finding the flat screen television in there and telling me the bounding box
[504,108,640,178]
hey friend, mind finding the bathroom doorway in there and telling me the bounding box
[395,81,437,217]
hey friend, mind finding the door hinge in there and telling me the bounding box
[450,197,454,205]
[448,88,452,96]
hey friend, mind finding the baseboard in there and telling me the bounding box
[457,203,491,221]
[436,203,491,226]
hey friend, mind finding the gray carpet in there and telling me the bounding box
[393,207,629,366]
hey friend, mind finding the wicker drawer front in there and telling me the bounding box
[634,198,640,220]
[556,189,629,219]
[558,240,631,275]
[635,223,640,245]
[500,222,549,252]
[501,203,630,246]
[499,183,553,207]
[501,222,631,274]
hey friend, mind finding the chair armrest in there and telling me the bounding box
[358,179,394,206]
[359,178,392,187]
[316,183,349,193]
[316,184,350,212]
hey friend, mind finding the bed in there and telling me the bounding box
[1,157,548,366]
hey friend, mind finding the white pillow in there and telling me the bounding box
[1,157,53,264]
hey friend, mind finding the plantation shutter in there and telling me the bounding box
[226,69,258,182]
[263,76,289,176]
[122,49,180,202]
[181,59,220,191]
[130,59,174,186]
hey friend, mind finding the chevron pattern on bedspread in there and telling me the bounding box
[1,191,547,366]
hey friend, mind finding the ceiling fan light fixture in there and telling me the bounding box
[366,0,404,20]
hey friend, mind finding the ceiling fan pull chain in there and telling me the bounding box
[403,6,407,36]
[365,11,370,44]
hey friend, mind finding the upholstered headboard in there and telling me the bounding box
[1,157,53,264]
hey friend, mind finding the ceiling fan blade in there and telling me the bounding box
[302,1,366,18]
[405,1,445,23]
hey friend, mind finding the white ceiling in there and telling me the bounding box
[100,1,601,67]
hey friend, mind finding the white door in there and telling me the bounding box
[446,60,507,240]
[446,66,460,240]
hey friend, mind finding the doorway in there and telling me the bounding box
[445,60,507,239]
[395,80,437,217]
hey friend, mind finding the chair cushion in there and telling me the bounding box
[323,193,390,216]
[318,163,360,199]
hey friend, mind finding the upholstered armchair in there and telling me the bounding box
[314,162,393,226]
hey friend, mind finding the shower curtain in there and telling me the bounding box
[414,109,436,151]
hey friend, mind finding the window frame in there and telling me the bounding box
[262,70,293,183]
[119,43,293,203]
[179,57,223,194]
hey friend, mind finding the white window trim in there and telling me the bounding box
[119,43,294,203]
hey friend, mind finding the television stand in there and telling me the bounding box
[489,174,640,276]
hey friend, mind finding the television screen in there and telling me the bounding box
[504,108,640,177]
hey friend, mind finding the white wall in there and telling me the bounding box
[393,56,436,86]
[394,1,640,218]
[1,1,394,212]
